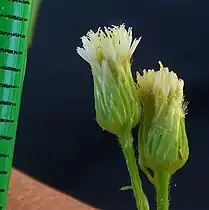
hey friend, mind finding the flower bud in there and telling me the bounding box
[77,24,141,136]
[137,61,189,174]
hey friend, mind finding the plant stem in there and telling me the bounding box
[154,171,170,210]
[119,132,149,210]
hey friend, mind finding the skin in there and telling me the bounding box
[8,169,96,210]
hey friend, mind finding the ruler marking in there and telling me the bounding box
[0,48,22,55]
[0,171,8,175]
[0,83,19,89]
[0,30,25,39]
[0,101,16,106]
[0,66,20,72]
[0,13,28,22]
[0,118,14,123]
[8,0,30,5]
[0,189,5,193]
[0,154,9,158]
[0,136,12,141]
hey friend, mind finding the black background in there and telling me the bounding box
[13,0,209,209]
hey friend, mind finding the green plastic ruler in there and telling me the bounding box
[0,0,33,209]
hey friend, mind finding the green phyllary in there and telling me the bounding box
[137,61,189,210]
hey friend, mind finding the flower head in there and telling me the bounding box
[77,24,141,137]
[77,24,141,66]
[137,61,189,174]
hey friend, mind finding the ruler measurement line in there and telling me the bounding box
[0,48,22,55]
[0,119,14,123]
[0,136,13,141]
[0,30,25,39]
[0,190,5,193]
[0,101,16,106]
[8,0,30,5]
[0,154,9,158]
[0,13,28,22]
[0,171,8,175]
[0,66,20,72]
[0,83,19,89]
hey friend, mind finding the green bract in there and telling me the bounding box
[77,24,141,137]
[137,61,189,175]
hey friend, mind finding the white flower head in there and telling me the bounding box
[137,61,185,115]
[76,24,141,135]
[77,24,141,66]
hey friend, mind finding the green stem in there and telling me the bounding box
[119,132,149,210]
[154,171,170,210]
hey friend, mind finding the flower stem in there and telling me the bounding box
[119,132,149,210]
[154,171,170,210]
